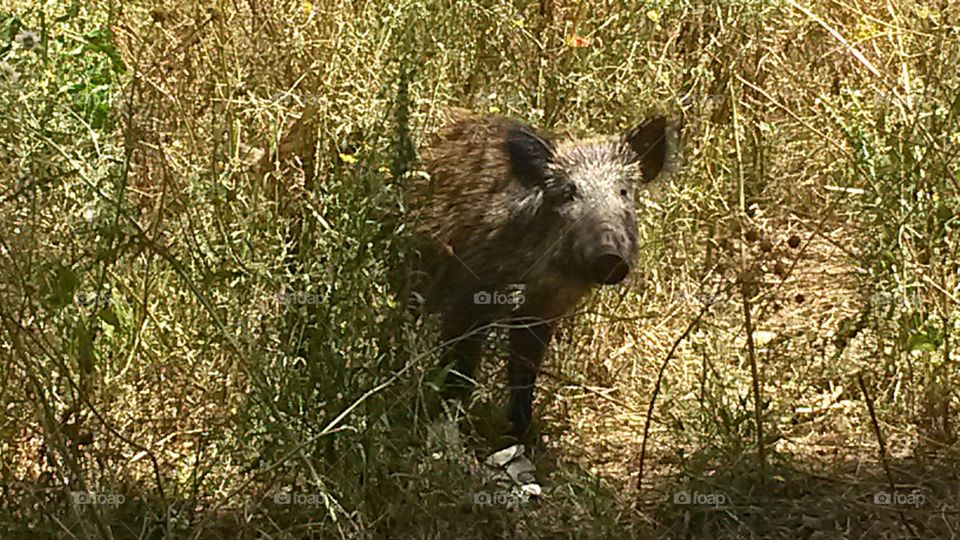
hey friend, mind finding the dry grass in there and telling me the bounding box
[1,0,958,538]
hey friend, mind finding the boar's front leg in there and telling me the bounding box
[440,311,489,401]
[507,319,553,440]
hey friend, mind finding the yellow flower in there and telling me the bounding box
[488,105,501,114]
[854,20,878,42]
[339,153,358,164]
[303,1,313,16]
[646,10,660,23]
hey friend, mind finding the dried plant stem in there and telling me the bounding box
[857,372,919,538]
[731,79,767,484]
[636,298,716,495]
[741,286,766,485]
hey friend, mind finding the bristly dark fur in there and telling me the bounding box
[410,108,674,440]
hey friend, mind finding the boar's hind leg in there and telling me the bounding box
[440,315,488,400]
[507,320,553,439]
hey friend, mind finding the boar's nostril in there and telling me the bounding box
[590,253,629,284]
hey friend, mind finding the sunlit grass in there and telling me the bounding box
[0,0,957,537]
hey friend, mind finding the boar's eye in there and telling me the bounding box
[620,188,629,198]
[545,180,576,206]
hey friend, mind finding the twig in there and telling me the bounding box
[741,278,766,485]
[731,73,767,484]
[857,371,919,538]
[635,297,716,494]
[784,0,882,78]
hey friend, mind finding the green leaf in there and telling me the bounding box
[98,307,120,327]
[950,91,960,121]
[906,333,937,352]
[55,0,80,23]
[83,27,125,74]
[52,264,79,307]
[75,324,95,373]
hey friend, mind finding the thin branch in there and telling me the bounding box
[635,294,719,494]
[857,371,919,538]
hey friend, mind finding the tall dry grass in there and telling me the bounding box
[0,0,957,537]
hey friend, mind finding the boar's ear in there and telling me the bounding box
[506,125,554,188]
[624,117,668,182]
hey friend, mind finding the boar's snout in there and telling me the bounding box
[584,228,633,284]
[586,228,628,283]
[589,252,629,284]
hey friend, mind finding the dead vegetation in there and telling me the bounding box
[0,0,958,538]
